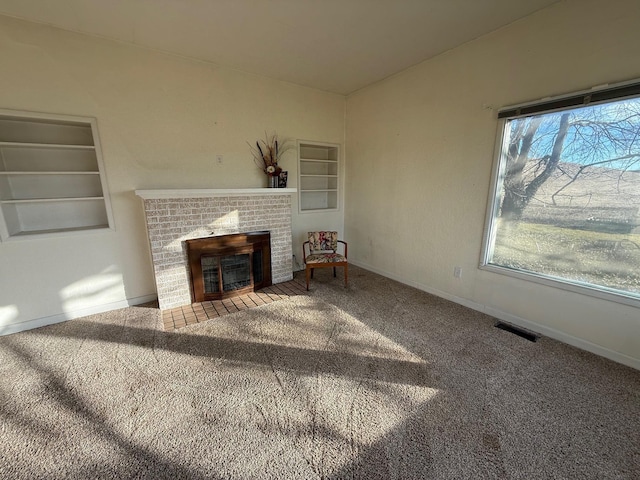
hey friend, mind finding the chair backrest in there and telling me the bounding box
[308,231,338,253]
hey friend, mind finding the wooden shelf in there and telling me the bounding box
[11,224,110,237]
[0,141,96,150]
[0,171,100,175]
[300,189,338,192]
[1,196,105,204]
[135,188,297,199]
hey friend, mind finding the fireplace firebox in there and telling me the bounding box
[186,231,272,302]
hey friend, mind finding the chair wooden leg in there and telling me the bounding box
[333,266,337,277]
[344,264,348,287]
[305,266,311,291]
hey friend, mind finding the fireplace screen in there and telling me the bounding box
[186,232,271,301]
[221,254,251,291]
[202,257,220,293]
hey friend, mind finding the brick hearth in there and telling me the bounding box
[161,276,307,330]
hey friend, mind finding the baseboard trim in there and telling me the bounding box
[350,260,640,371]
[0,294,158,336]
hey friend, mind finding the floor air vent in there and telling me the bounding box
[495,322,538,342]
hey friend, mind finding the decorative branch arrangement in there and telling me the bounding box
[248,133,293,177]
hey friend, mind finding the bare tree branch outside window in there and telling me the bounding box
[486,97,640,299]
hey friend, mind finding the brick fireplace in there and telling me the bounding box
[135,189,296,310]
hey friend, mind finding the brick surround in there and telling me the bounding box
[136,189,295,310]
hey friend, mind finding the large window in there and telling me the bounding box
[482,82,640,305]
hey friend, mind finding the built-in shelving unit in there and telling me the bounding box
[0,110,113,240]
[298,141,339,212]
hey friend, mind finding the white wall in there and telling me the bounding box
[0,15,344,333]
[345,0,640,368]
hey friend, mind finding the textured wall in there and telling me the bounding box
[0,14,343,332]
[345,0,640,367]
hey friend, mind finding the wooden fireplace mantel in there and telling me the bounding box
[135,188,297,200]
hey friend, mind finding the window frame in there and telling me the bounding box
[480,80,640,309]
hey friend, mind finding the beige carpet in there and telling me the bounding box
[1,266,638,479]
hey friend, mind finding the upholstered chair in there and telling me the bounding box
[303,231,348,290]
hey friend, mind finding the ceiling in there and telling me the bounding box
[0,0,561,95]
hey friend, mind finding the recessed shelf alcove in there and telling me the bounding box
[0,109,113,240]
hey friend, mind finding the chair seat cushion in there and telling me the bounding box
[306,253,347,264]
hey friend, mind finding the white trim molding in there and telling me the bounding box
[135,188,297,199]
[0,294,158,336]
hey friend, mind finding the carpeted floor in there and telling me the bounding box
[1,266,638,479]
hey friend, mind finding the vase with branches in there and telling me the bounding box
[249,133,293,187]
